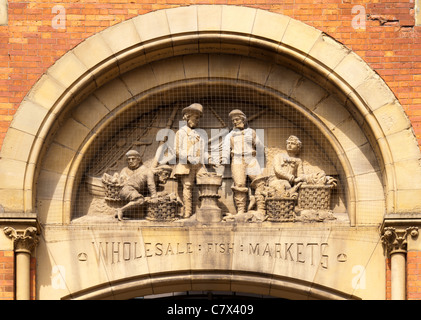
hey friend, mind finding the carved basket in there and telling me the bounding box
[265,197,296,222]
[102,181,123,201]
[146,200,179,221]
[297,185,332,210]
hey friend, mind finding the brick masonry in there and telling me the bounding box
[407,251,421,300]
[0,251,14,300]
[0,0,420,300]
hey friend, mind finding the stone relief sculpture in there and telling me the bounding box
[115,164,173,221]
[78,102,344,224]
[262,135,337,222]
[173,103,209,218]
[221,109,265,221]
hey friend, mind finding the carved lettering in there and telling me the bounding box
[90,241,331,269]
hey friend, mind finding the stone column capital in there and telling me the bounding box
[381,226,419,256]
[3,226,39,254]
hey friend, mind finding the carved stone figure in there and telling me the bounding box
[102,149,143,201]
[119,149,143,181]
[173,103,208,218]
[222,109,264,216]
[267,135,337,222]
[115,164,173,221]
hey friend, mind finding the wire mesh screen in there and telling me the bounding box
[69,75,350,224]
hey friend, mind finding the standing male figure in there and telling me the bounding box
[174,103,208,218]
[222,109,264,215]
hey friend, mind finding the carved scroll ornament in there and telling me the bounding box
[3,227,39,254]
[381,226,419,256]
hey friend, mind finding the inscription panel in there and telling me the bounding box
[37,225,385,299]
[89,241,330,269]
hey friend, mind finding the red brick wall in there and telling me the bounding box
[386,257,391,300]
[0,251,36,300]
[407,251,421,300]
[0,251,14,300]
[0,0,421,148]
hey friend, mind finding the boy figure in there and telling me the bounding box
[174,103,208,218]
[116,165,172,221]
[222,109,264,215]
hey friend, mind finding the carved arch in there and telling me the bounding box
[0,5,419,225]
[61,270,360,300]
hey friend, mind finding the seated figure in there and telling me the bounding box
[116,165,173,221]
[268,135,337,197]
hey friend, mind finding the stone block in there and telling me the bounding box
[37,169,67,201]
[72,34,115,71]
[331,117,368,152]
[355,74,397,112]
[0,158,26,190]
[53,118,90,152]
[37,199,64,224]
[150,57,186,85]
[313,96,351,130]
[393,159,421,190]
[183,54,209,79]
[0,0,7,25]
[120,65,157,98]
[41,142,76,175]
[47,51,89,89]
[346,143,380,175]
[10,99,48,136]
[209,54,241,79]
[100,19,141,54]
[132,9,171,43]
[93,78,133,112]
[0,189,24,213]
[385,128,421,163]
[221,5,257,35]
[72,95,109,130]
[308,34,350,72]
[252,9,290,43]
[27,75,66,111]
[290,76,329,111]
[238,57,272,85]
[354,171,385,202]
[0,128,35,163]
[333,51,376,90]
[281,18,322,56]
[197,5,222,32]
[395,189,421,213]
[265,64,301,96]
[355,200,385,224]
[166,5,198,35]
[373,101,411,136]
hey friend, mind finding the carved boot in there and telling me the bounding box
[232,186,248,215]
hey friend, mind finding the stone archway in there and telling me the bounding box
[1,5,420,300]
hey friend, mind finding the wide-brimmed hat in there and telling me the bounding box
[228,109,246,119]
[182,103,203,117]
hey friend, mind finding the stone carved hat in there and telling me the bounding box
[182,103,203,117]
[228,109,246,119]
[125,149,141,158]
[155,164,173,172]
